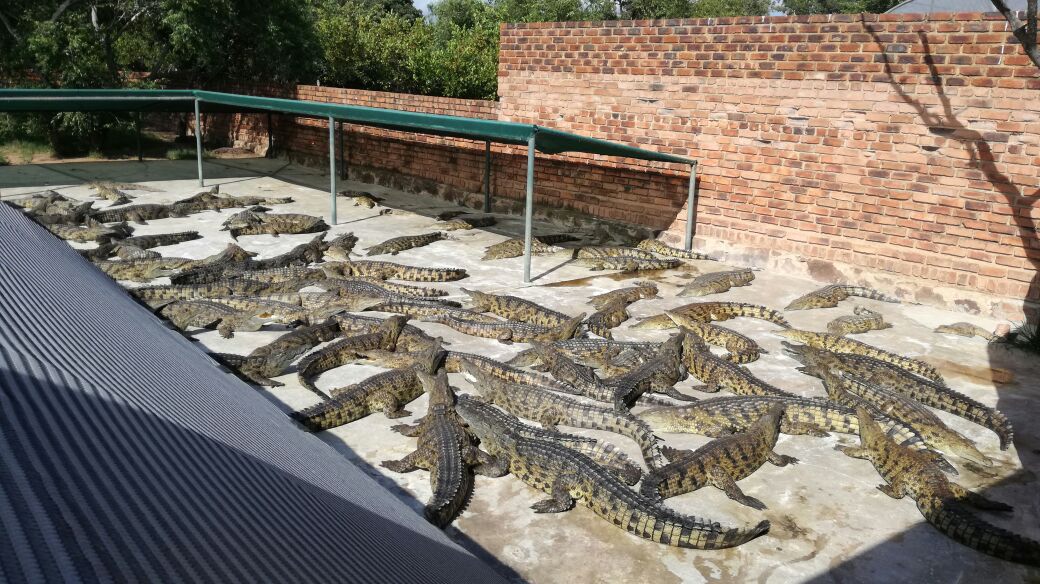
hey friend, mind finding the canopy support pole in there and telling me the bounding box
[135,113,142,162]
[684,161,698,251]
[483,141,492,212]
[194,99,204,187]
[339,121,346,180]
[523,134,536,283]
[266,112,273,158]
[329,116,337,225]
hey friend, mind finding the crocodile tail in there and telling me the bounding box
[639,471,664,500]
[588,409,667,469]
[425,439,474,529]
[845,285,901,303]
[918,495,1040,566]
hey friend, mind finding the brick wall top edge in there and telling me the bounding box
[501,10,1012,31]
[295,85,497,110]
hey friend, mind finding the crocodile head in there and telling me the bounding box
[455,394,516,452]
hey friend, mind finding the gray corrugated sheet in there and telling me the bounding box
[886,0,1024,12]
[0,203,508,583]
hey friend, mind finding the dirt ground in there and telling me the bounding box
[3,157,1038,584]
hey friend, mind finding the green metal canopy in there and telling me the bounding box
[0,88,699,282]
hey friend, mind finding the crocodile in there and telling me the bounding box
[602,334,693,406]
[293,344,442,430]
[804,362,990,467]
[574,246,656,260]
[339,191,383,208]
[785,284,901,310]
[575,257,683,272]
[935,322,996,341]
[158,300,266,338]
[507,339,659,369]
[93,256,201,282]
[45,219,132,243]
[589,281,659,310]
[430,312,584,343]
[381,368,493,528]
[131,282,235,307]
[365,232,445,256]
[826,306,892,335]
[25,201,95,225]
[681,333,793,397]
[677,269,755,297]
[364,299,497,323]
[443,352,582,396]
[436,216,497,231]
[112,244,161,260]
[172,235,328,284]
[635,301,791,330]
[172,191,293,213]
[456,395,642,485]
[296,315,410,395]
[120,231,202,249]
[214,318,343,386]
[221,210,329,239]
[349,278,450,298]
[838,406,1040,566]
[462,288,571,327]
[9,191,72,210]
[455,396,770,549]
[783,342,1013,451]
[324,232,359,261]
[482,237,562,261]
[776,329,947,386]
[460,357,667,469]
[202,243,260,264]
[584,299,630,339]
[206,296,311,326]
[318,278,455,304]
[333,313,443,352]
[325,260,468,282]
[90,203,186,224]
[87,181,142,204]
[640,405,796,508]
[525,342,619,404]
[91,181,161,193]
[664,311,766,364]
[635,239,714,260]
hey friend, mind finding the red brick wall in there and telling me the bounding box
[498,12,1040,317]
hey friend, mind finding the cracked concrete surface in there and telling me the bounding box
[3,157,1038,583]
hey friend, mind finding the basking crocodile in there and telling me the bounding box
[159,300,266,338]
[783,342,1013,451]
[173,235,329,284]
[319,278,454,304]
[665,311,767,364]
[482,237,562,260]
[296,315,410,396]
[110,244,161,261]
[575,257,682,272]
[45,219,132,243]
[324,232,359,261]
[221,210,329,239]
[294,344,442,430]
[91,202,185,224]
[456,396,770,550]
[26,200,95,225]
[574,246,656,260]
[456,395,642,485]
[678,269,755,297]
[172,190,293,213]
[340,191,383,208]
[804,362,990,467]
[935,322,996,341]
[640,405,796,508]
[381,368,492,528]
[206,296,311,326]
[94,256,201,282]
[584,299,630,339]
[461,357,667,469]
[436,215,497,231]
[777,329,947,386]
[334,313,442,352]
[131,282,235,307]
[682,333,793,397]
[327,259,467,282]
[838,406,1040,566]
[603,334,693,406]
[785,284,901,310]
[589,281,659,310]
[507,338,659,369]
[87,182,135,204]
[365,300,497,323]
[462,288,570,327]
[635,301,790,330]
[430,312,584,343]
[526,342,619,405]
[213,318,343,386]
[365,232,445,256]
[442,351,582,396]
[636,239,714,260]
[825,306,892,335]
[121,231,201,249]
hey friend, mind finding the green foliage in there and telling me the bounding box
[625,0,769,18]
[994,322,1040,355]
[0,153,8,166]
[779,0,902,14]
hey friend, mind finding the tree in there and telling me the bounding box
[780,0,901,14]
[990,0,1039,69]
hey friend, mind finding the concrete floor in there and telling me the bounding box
[3,157,1039,583]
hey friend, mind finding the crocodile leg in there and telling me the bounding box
[780,420,830,438]
[653,386,699,402]
[835,445,870,459]
[530,479,577,514]
[391,422,423,437]
[382,451,424,473]
[767,451,799,467]
[877,482,906,499]
[710,467,767,510]
[472,454,510,478]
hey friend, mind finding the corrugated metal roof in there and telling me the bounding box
[0,204,508,583]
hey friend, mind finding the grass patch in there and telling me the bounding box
[0,152,8,166]
[167,148,210,161]
[993,321,1040,355]
[2,138,53,163]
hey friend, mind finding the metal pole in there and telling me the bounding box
[684,161,698,251]
[194,99,204,187]
[483,140,492,212]
[338,121,346,180]
[329,116,337,225]
[267,112,273,158]
[135,113,142,162]
[523,134,536,283]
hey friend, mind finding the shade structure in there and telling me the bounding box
[0,88,699,280]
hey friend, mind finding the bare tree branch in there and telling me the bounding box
[991,0,1040,69]
[51,0,81,22]
[0,11,21,42]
